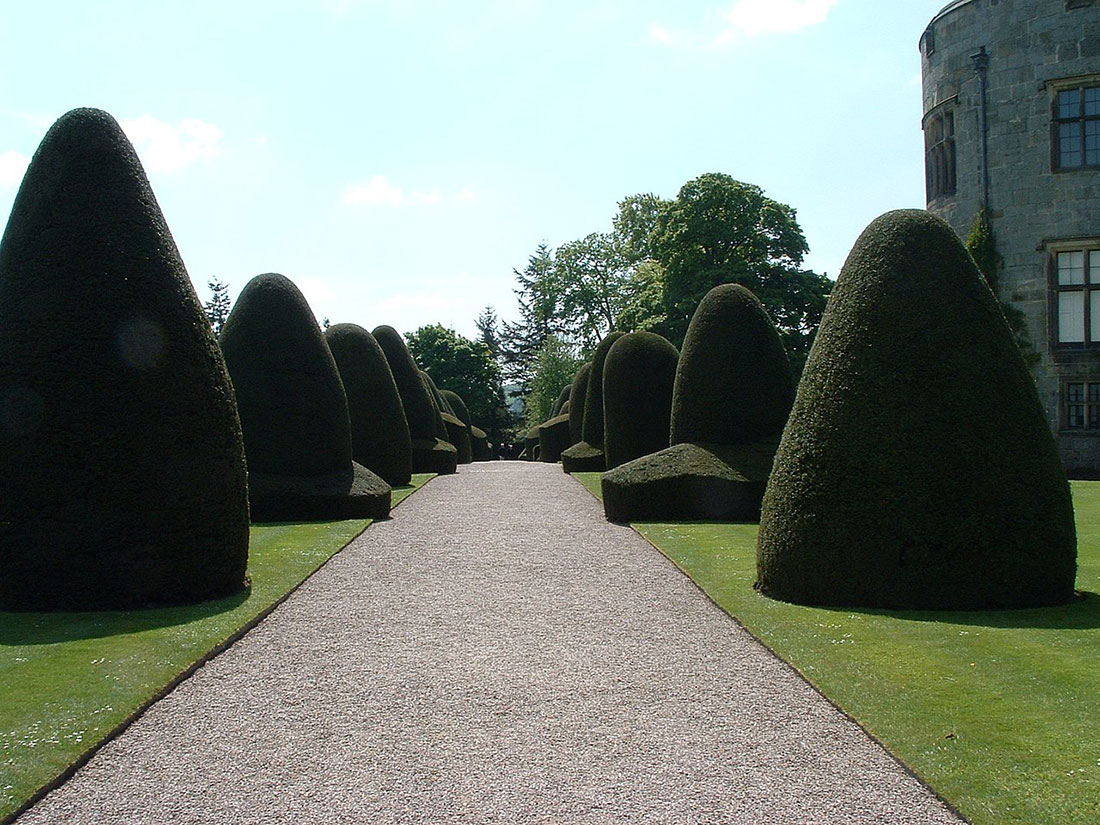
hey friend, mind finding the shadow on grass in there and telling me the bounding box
[811,590,1100,631]
[0,587,252,646]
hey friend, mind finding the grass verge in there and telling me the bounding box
[0,473,432,823]
[573,471,1100,825]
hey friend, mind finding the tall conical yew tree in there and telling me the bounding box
[325,323,412,486]
[561,332,624,473]
[373,325,457,474]
[0,108,249,609]
[756,209,1076,609]
[220,274,391,520]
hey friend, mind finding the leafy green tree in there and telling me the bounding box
[204,278,232,336]
[554,232,634,350]
[524,335,583,429]
[475,305,502,361]
[652,173,830,367]
[405,323,509,445]
[613,192,670,265]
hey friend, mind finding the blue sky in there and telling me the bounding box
[0,0,946,340]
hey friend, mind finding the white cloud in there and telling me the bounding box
[343,176,474,208]
[120,115,222,173]
[651,0,837,49]
[0,151,30,187]
[343,175,404,206]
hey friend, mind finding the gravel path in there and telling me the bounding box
[19,462,964,824]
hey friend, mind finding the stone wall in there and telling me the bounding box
[921,0,1100,476]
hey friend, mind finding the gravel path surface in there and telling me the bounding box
[19,462,964,824]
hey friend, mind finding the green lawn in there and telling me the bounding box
[0,474,432,823]
[574,471,1100,825]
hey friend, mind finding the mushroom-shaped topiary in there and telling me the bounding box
[561,332,625,473]
[549,384,571,419]
[756,209,1077,609]
[373,325,457,475]
[601,284,793,522]
[0,108,249,609]
[566,363,590,446]
[220,274,391,520]
[324,323,412,486]
[470,424,493,461]
[602,332,679,470]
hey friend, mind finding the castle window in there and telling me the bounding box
[924,109,956,200]
[1053,246,1100,345]
[1054,84,1100,169]
[1064,382,1100,430]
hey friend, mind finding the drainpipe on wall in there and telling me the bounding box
[971,45,991,214]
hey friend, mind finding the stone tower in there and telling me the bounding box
[920,0,1099,476]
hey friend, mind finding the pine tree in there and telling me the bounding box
[204,278,232,336]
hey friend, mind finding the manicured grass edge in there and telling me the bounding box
[570,471,969,823]
[2,473,434,825]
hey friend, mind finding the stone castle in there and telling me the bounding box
[920,0,1099,475]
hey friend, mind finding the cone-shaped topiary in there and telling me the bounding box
[373,325,457,475]
[0,108,249,609]
[418,370,470,462]
[756,209,1077,609]
[562,332,624,473]
[602,332,679,470]
[601,284,793,522]
[324,323,412,486]
[220,274,390,520]
[440,389,471,427]
[550,384,571,419]
[567,363,591,446]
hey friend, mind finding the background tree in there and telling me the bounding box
[524,335,583,430]
[554,232,633,351]
[651,173,830,370]
[405,323,510,446]
[500,243,565,392]
[475,305,502,361]
[204,278,232,336]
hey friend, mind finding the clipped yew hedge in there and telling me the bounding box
[373,325,457,475]
[325,323,412,486]
[602,331,679,470]
[562,332,624,473]
[221,274,391,520]
[601,285,792,522]
[756,209,1077,609]
[567,363,591,446]
[0,108,249,610]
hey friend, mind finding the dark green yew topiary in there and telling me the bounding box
[0,108,249,609]
[562,333,624,473]
[538,413,572,463]
[324,323,412,486]
[602,332,679,470]
[373,325,457,475]
[419,370,451,442]
[470,424,493,461]
[671,284,793,446]
[567,363,590,446]
[440,389,471,427]
[220,274,390,520]
[756,209,1077,610]
[600,284,792,522]
[550,384,571,418]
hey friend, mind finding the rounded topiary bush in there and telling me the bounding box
[440,389,471,428]
[0,108,249,609]
[373,325,457,475]
[602,331,679,470]
[550,384,571,418]
[600,284,792,522]
[562,332,624,473]
[469,424,493,461]
[419,371,470,463]
[567,363,591,446]
[756,209,1077,609]
[324,323,412,486]
[220,274,390,520]
[671,284,793,446]
[538,413,571,463]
